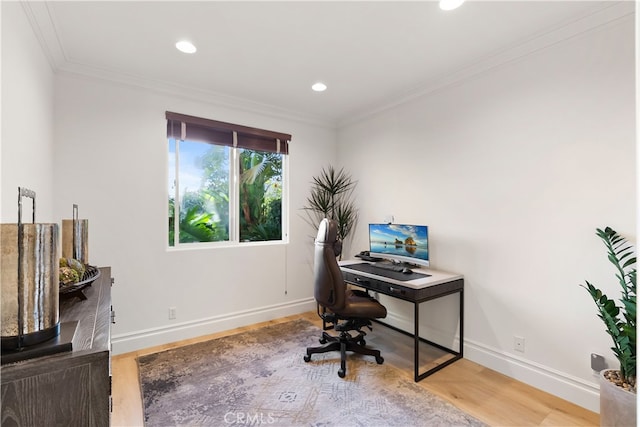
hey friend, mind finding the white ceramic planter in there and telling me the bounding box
[599,369,637,427]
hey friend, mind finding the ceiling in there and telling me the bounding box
[24,1,631,126]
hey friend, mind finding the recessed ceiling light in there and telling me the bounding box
[176,40,197,54]
[312,82,327,92]
[439,0,465,11]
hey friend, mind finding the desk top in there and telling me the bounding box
[339,260,463,290]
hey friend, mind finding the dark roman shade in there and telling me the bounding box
[166,111,291,155]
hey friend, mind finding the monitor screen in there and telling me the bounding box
[369,223,429,267]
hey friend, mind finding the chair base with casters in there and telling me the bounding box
[306,218,387,378]
[304,310,384,378]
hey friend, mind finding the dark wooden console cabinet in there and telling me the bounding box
[1,267,113,427]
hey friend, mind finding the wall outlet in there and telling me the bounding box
[168,306,177,320]
[514,336,525,352]
[591,353,606,371]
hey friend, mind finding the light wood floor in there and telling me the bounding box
[111,311,599,426]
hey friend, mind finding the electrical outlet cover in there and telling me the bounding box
[591,353,606,371]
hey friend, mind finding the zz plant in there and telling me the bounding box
[581,227,636,389]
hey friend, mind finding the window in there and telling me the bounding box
[167,112,291,247]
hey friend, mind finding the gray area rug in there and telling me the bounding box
[137,319,485,426]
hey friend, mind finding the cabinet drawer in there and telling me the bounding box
[342,271,418,301]
[343,270,464,303]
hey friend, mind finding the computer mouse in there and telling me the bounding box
[402,268,412,274]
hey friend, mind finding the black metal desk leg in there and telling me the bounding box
[414,301,420,382]
[460,289,464,357]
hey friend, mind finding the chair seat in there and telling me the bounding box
[332,290,387,319]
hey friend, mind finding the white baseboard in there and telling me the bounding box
[464,338,600,413]
[113,301,600,413]
[381,310,599,413]
[381,311,461,350]
[111,298,316,355]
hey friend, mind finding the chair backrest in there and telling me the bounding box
[313,218,347,311]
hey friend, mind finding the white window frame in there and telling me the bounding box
[169,137,289,249]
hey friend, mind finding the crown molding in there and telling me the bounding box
[20,1,65,72]
[339,1,636,127]
[20,1,337,129]
[54,63,335,129]
[21,1,634,131]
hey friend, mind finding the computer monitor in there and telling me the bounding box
[369,223,429,267]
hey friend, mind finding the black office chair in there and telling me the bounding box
[303,218,387,377]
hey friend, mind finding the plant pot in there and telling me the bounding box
[599,369,637,427]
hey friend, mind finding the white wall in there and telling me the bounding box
[338,16,635,412]
[1,0,337,358]
[1,2,55,222]
[4,1,637,414]
[52,74,337,353]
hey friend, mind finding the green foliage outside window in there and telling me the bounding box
[168,140,283,246]
[239,149,282,241]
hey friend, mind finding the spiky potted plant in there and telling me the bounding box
[581,227,636,426]
[302,166,359,258]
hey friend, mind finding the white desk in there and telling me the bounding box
[339,260,464,381]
